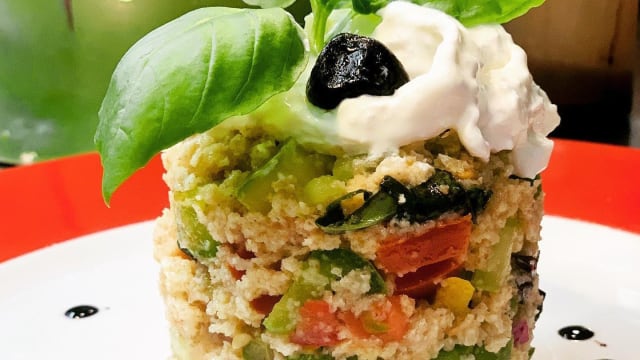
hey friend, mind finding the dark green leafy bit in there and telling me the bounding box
[511,253,540,307]
[316,170,492,234]
[410,170,491,223]
[435,341,512,360]
[316,189,396,234]
[176,240,196,260]
[306,33,409,110]
[536,289,546,321]
[351,0,387,14]
[242,339,274,360]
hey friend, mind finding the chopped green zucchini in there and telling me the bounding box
[242,339,273,360]
[332,156,355,180]
[175,203,218,259]
[263,262,330,333]
[302,175,346,206]
[237,139,333,213]
[472,217,519,291]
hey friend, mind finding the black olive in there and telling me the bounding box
[306,33,409,110]
[536,289,546,321]
[512,253,538,274]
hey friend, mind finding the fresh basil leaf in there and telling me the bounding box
[416,0,546,26]
[242,0,297,9]
[95,7,308,203]
[351,0,387,14]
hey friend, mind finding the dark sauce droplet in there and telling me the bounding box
[65,305,99,319]
[558,325,595,340]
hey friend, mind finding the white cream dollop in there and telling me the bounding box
[336,1,560,178]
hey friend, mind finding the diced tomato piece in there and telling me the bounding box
[376,216,471,276]
[290,300,341,347]
[227,264,246,280]
[340,311,369,338]
[340,296,409,342]
[377,296,409,342]
[232,243,256,260]
[394,258,462,299]
[250,295,282,315]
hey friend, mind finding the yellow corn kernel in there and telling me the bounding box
[434,277,475,315]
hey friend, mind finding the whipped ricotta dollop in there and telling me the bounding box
[336,1,560,178]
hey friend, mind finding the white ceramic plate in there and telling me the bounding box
[1,216,638,359]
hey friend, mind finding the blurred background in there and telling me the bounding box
[0,0,637,165]
[505,0,639,147]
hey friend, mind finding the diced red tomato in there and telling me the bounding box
[227,264,245,280]
[250,295,282,315]
[376,216,471,276]
[232,243,256,260]
[290,300,341,347]
[340,295,409,342]
[375,216,471,299]
[394,258,463,299]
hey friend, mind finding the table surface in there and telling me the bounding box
[1,138,639,262]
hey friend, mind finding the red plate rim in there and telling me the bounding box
[1,138,639,262]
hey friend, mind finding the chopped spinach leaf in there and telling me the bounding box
[316,170,491,233]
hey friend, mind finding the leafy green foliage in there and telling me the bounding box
[416,0,546,27]
[84,0,544,200]
[316,171,492,234]
[308,0,545,53]
[243,0,297,9]
[316,189,397,233]
[94,7,307,202]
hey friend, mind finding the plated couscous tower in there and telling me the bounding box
[96,1,559,359]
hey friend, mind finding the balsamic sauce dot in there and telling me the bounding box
[65,305,99,319]
[558,325,595,340]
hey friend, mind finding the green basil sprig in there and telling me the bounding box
[95,7,307,203]
[416,0,546,27]
[95,0,546,202]
[309,0,546,52]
